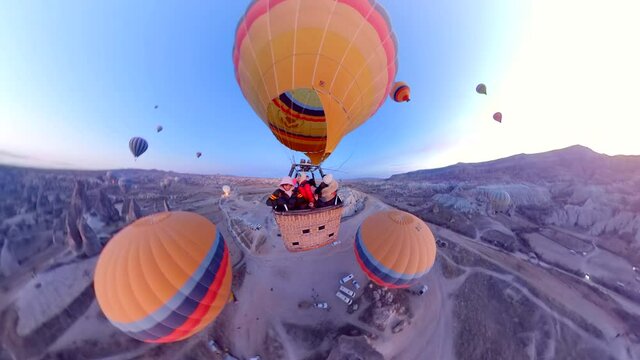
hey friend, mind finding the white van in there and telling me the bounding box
[336,291,353,305]
[410,285,429,296]
[339,286,355,297]
[340,274,354,284]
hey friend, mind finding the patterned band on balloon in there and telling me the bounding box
[109,232,229,342]
[354,229,427,288]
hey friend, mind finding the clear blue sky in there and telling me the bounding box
[2,1,638,178]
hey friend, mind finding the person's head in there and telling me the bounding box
[322,174,333,185]
[324,179,338,195]
[279,176,295,191]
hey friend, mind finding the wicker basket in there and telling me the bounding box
[274,204,344,252]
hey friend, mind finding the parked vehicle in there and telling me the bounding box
[409,285,429,296]
[314,302,328,309]
[352,280,361,289]
[339,285,355,297]
[340,273,354,284]
[208,340,221,353]
[336,291,353,305]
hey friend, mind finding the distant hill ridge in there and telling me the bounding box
[389,145,640,184]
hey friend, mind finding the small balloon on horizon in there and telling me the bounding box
[476,83,487,95]
[493,112,502,123]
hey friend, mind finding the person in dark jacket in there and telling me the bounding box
[315,174,341,207]
[266,176,297,211]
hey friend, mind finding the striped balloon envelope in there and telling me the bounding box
[94,211,232,343]
[128,137,148,159]
[233,0,399,164]
[355,210,436,288]
[390,81,410,102]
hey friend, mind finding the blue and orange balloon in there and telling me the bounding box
[390,82,411,102]
[355,210,436,288]
[129,137,148,159]
[94,211,232,343]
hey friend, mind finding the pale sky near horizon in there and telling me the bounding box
[1,1,638,178]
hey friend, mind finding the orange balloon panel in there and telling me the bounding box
[94,211,232,343]
[233,0,398,164]
[355,210,436,288]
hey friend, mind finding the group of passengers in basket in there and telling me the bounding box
[266,173,341,212]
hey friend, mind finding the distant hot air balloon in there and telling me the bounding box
[129,137,148,159]
[118,177,132,194]
[160,178,172,191]
[233,0,400,164]
[94,211,232,343]
[156,125,163,133]
[222,185,230,196]
[355,210,437,288]
[489,190,511,212]
[196,152,202,159]
[390,81,411,102]
[105,171,117,185]
[154,105,158,109]
[493,112,502,123]
[476,83,487,95]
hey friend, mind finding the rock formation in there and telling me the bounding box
[0,237,20,277]
[65,209,83,254]
[70,180,89,215]
[327,336,384,360]
[126,198,142,223]
[78,217,101,257]
[94,189,120,224]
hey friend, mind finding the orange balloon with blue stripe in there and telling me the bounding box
[390,81,410,102]
[94,211,232,343]
[354,210,436,288]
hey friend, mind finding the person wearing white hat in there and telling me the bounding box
[266,176,297,211]
[315,174,340,208]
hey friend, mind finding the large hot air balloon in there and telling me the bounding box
[94,211,232,343]
[390,81,410,102]
[156,125,163,133]
[196,152,202,159]
[233,0,399,165]
[493,112,502,123]
[129,137,148,159]
[355,210,437,288]
[476,83,487,95]
[222,185,231,196]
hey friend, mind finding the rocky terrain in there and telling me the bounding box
[0,145,638,360]
[348,145,640,359]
